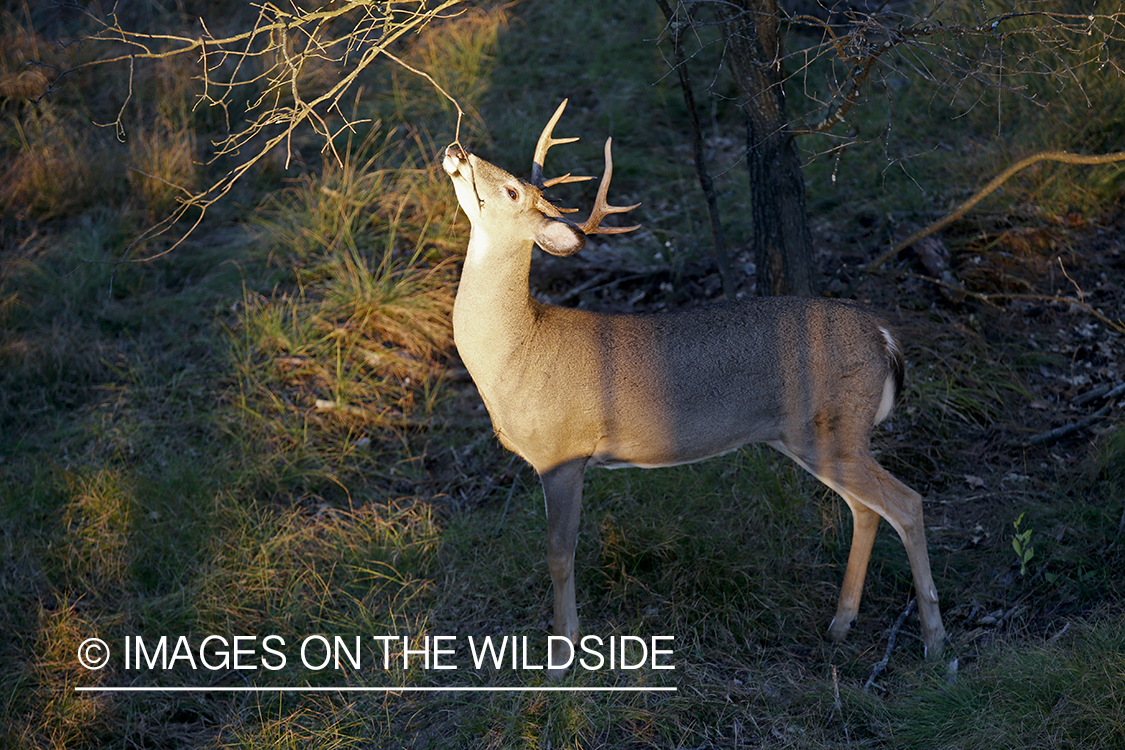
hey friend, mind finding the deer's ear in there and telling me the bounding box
[535,218,585,257]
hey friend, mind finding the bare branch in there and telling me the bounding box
[38,0,468,264]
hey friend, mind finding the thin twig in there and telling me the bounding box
[864,598,917,691]
[379,47,466,145]
[870,268,1125,336]
[655,0,734,299]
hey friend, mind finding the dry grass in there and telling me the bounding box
[127,120,198,218]
[391,5,510,138]
[0,15,128,222]
[0,7,50,102]
[227,124,459,496]
[1,108,121,221]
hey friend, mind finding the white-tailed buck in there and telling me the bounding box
[443,100,946,675]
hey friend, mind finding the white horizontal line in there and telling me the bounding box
[74,686,676,693]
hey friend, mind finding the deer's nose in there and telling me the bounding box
[443,144,469,176]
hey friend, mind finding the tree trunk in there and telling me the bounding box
[721,0,814,296]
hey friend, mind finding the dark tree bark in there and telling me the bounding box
[721,0,814,296]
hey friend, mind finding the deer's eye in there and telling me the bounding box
[506,187,518,201]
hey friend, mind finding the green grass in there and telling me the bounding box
[2,0,1124,747]
[883,615,1125,749]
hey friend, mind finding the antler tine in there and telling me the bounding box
[531,99,593,189]
[542,172,593,189]
[579,138,641,236]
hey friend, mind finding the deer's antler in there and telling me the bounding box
[532,101,639,232]
[579,138,640,236]
[532,100,593,191]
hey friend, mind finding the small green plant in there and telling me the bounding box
[1012,513,1035,577]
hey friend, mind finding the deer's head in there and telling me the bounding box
[443,99,639,258]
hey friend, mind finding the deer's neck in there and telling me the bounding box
[452,226,539,384]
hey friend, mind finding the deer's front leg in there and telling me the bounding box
[539,458,587,679]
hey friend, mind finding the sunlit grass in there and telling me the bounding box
[1,106,123,221]
[0,14,132,222]
[0,16,50,101]
[227,123,458,497]
[128,120,198,219]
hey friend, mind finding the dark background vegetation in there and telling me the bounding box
[1,0,1123,747]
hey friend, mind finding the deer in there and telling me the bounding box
[443,100,946,677]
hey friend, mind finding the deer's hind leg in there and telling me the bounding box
[829,499,880,643]
[821,450,946,657]
[774,439,947,657]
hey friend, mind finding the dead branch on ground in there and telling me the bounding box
[859,149,1125,284]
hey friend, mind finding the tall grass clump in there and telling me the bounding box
[127,119,198,219]
[0,107,119,221]
[228,122,459,495]
[0,13,129,222]
[225,4,509,497]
